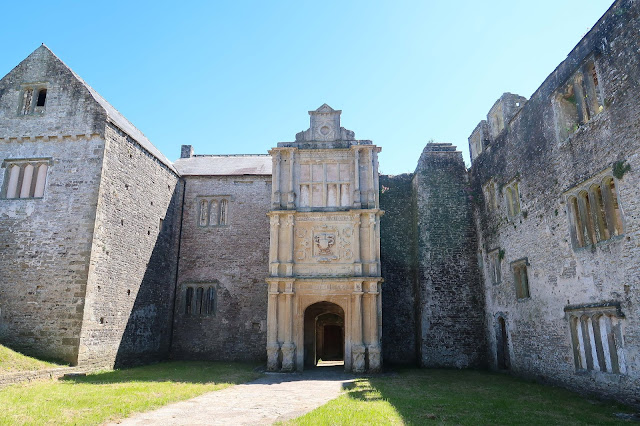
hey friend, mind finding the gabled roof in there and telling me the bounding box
[40,45,177,174]
[173,155,272,176]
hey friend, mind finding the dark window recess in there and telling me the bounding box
[36,89,47,107]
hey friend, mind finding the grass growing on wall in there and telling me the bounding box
[0,361,259,425]
[286,368,635,425]
[0,344,62,373]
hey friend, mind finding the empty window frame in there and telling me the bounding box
[566,304,626,374]
[19,84,48,115]
[184,284,216,316]
[566,174,623,248]
[197,197,230,227]
[299,162,351,208]
[488,249,502,285]
[504,181,520,217]
[511,259,530,299]
[2,159,50,199]
[554,59,603,141]
[483,181,498,210]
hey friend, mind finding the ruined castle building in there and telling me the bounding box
[0,0,638,408]
[266,105,383,373]
[469,0,639,405]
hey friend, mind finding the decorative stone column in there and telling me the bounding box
[287,149,296,209]
[285,214,294,276]
[266,281,280,371]
[269,215,280,276]
[353,147,361,208]
[272,151,281,209]
[281,280,296,371]
[352,280,366,373]
[365,280,381,372]
[367,148,375,207]
[368,213,377,276]
[353,214,362,276]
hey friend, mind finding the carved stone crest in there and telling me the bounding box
[314,232,335,255]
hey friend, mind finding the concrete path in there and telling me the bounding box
[110,365,354,425]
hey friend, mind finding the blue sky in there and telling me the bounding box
[0,1,613,174]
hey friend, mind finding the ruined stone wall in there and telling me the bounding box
[470,0,640,406]
[171,174,271,362]
[0,46,108,364]
[379,173,418,365]
[413,143,487,368]
[77,122,182,368]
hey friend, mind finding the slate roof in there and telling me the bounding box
[173,155,272,176]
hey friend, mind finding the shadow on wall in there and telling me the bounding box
[112,185,183,368]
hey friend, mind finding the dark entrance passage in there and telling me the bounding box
[496,316,510,370]
[304,302,344,368]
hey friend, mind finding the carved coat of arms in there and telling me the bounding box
[314,232,335,255]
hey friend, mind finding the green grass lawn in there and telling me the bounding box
[0,344,63,373]
[288,368,636,425]
[0,361,260,425]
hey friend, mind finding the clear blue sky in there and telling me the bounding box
[0,1,613,174]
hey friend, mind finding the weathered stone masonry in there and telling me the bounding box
[0,0,638,408]
[469,0,640,405]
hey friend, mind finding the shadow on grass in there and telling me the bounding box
[345,368,637,425]
[60,361,261,385]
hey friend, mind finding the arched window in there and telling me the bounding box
[199,200,209,226]
[205,287,216,315]
[20,164,34,198]
[219,199,228,225]
[5,164,21,198]
[569,196,584,247]
[185,287,194,315]
[578,191,595,245]
[34,164,48,198]
[590,184,609,241]
[602,177,623,236]
[196,287,204,314]
[210,200,219,225]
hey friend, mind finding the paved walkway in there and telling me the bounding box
[110,365,354,425]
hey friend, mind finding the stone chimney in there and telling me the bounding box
[181,145,194,158]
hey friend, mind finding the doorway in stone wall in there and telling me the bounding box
[496,316,510,370]
[303,302,345,368]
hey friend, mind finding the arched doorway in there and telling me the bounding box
[304,302,345,368]
[496,316,510,370]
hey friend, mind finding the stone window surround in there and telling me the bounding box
[183,283,217,317]
[553,57,603,142]
[197,195,232,227]
[565,302,626,375]
[564,169,624,250]
[17,82,49,116]
[482,179,498,211]
[510,257,530,300]
[1,158,51,199]
[487,248,502,285]
[503,179,521,218]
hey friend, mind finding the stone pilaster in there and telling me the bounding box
[266,280,280,371]
[281,280,296,371]
[352,280,365,373]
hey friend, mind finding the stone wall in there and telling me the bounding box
[0,45,107,364]
[414,143,487,368]
[77,122,182,368]
[470,0,640,406]
[171,174,271,362]
[379,173,418,365]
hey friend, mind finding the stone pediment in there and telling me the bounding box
[295,103,356,142]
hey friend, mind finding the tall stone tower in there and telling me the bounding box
[266,104,383,372]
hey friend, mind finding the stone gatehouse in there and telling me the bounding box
[0,0,638,407]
